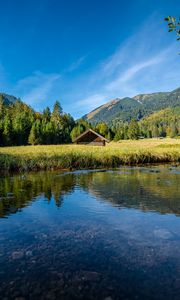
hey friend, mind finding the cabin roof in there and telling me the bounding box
[73,128,110,143]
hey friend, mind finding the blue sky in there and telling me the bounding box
[0,0,179,118]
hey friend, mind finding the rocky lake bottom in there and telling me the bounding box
[0,165,180,300]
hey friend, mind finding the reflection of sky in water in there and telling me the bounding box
[0,166,180,300]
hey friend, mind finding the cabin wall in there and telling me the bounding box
[77,141,105,146]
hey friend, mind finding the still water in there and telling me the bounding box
[0,166,180,300]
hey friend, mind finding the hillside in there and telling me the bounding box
[83,87,180,125]
[141,106,180,125]
[138,106,180,138]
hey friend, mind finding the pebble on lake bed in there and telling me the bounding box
[80,271,101,281]
[11,251,24,260]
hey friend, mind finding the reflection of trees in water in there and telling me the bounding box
[0,167,179,218]
[77,168,180,216]
[0,172,75,218]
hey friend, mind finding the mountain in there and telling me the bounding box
[83,88,180,125]
[0,93,18,105]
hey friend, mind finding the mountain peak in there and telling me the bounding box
[171,87,180,94]
[0,93,18,105]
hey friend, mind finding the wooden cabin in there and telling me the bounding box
[73,129,109,146]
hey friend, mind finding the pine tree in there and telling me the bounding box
[28,124,37,145]
[169,123,178,138]
[123,124,129,140]
[152,125,159,137]
[71,124,85,141]
[114,125,124,141]
[45,122,54,144]
[51,101,63,144]
[42,107,51,122]
[61,114,75,143]
[28,120,42,145]
[52,101,63,119]
[127,120,139,140]
[3,115,12,146]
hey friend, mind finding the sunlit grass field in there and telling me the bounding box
[0,138,180,172]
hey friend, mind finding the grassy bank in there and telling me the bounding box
[0,138,180,172]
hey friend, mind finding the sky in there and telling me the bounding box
[0,0,179,118]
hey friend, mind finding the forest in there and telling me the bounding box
[0,95,179,147]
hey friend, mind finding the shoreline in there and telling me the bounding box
[0,153,179,173]
[0,162,180,177]
[0,139,179,173]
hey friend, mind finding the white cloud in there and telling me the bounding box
[75,94,106,113]
[106,46,174,92]
[67,55,87,72]
[13,71,61,108]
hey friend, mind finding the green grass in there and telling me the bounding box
[0,138,180,172]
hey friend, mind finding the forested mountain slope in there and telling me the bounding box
[139,106,180,138]
[83,87,180,125]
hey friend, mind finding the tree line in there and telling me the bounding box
[0,96,179,147]
[72,110,180,141]
[0,97,74,146]
[113,119,180,140]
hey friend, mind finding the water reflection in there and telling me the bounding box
[0,172,76,218]
[81,167,180,215]
[0,166,180,218]
[0,166,180,300]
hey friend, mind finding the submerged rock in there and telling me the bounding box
[154,229,173,239]
[25,250,32,257]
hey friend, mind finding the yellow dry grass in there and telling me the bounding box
[0,138,179,172]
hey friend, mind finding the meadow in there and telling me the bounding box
[0,138,180,172]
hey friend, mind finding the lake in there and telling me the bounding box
[0,165,180,300]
